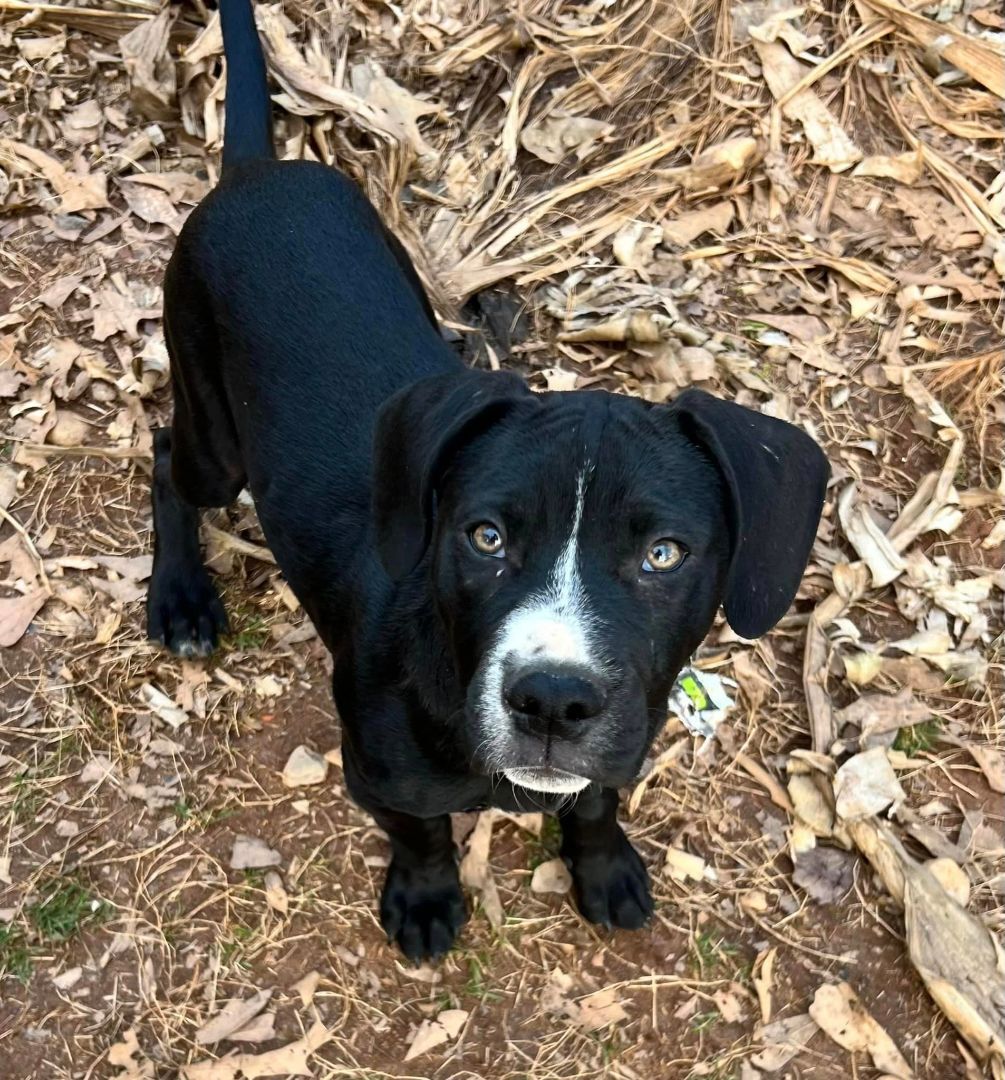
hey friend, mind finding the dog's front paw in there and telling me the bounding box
[147,563,228,658]
[566,830,653,931]
[380,859,467,961]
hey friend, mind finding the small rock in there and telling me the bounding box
[46,411,91,447]
[230,835,281,870]
[531,858,573,894]
[54,819,79,837]
[282,745,328,788]
[51,966,83,991]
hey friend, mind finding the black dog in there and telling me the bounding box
[147,0,829,960]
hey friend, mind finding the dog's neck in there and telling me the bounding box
[393,575,465,719]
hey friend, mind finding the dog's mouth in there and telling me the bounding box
[502,766,591,795]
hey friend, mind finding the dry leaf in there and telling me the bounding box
[834,748,906,821]
[520,115,614,165]
[0,140,109,213]
[835,690,932,743]
[847,819,1005,1066]
[292,970,320,1007]
[809,982,913,1078]
[120,9,177,120]
[228,1013,276,1044]
[403,1008,468,1060]
[752,40,861,171]
[752,1012,819,1072]
[195,989,273,1045]
[926,858,970,907]
[120,181,184,232]
[853,149,925,185]
[664,847,712,883]
[966,744,1005,794]
[0,586,50,647]
[182,1020,331,1079]
[543,969,629,1031]
[662,202,734,247]
[263,871,289,915]
[108,1028,154,1079]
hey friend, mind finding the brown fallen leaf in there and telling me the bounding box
[853,149,925,185]
[834,748,906,821]
[848,818,1005,1067]
[403,1008,468,1061]
[966,744,1005,794]
[120,181,184,233]
[520,115,614,165]
[1,139,108,213]
[227,1013,276,1044]
[91,280,161,342]
[182,1020,331,1079]
[752,39,861,171]
[662,202,734,247]
[0,585,50,647]
[810,982,914,1078]
[751,1012,819,1072]
[543,969,629,1032]
[120,8,177,120]
[108,1028,154,1080]
[835,689,933,744]
[195,989,273,1045]
[677,136,761,191]
[263,871,289,915]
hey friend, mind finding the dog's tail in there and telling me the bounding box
[219,0,275,170]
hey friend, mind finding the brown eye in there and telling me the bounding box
[470,523,506,558]
[643,539,686,573]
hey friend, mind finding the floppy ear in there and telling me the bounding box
[671,388,830,639]
[373,369,532,580]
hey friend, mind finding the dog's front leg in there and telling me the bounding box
[559,786,654,931]
[372,806,467,961]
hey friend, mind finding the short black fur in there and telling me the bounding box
[148,0,830,960]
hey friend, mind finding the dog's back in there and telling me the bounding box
[163,0,460,638]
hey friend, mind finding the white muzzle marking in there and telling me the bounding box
[477,471,605,766]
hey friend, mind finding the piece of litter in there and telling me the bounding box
[668,666,736,737]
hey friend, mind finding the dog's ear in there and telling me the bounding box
[671,388,830,639]
[373,369,532,580]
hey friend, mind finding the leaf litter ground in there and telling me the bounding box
[0,0,1002,1077]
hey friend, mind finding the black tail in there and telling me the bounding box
[219,0,274,169]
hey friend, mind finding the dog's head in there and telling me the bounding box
[373,370,828,796]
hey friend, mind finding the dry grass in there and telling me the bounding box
[0,0,1003,1077]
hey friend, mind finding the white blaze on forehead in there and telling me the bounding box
[496,469,594,667]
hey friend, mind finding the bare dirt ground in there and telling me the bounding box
[1,1,1003,1078]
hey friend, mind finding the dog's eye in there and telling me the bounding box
[470,523,506,558]
[643,539,686,573]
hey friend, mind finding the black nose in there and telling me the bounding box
[504,669,607,726]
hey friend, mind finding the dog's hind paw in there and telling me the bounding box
[567,830,653,931]
[147,563,228,658]
[380,859,468,961]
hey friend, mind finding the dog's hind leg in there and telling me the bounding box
[147,261,246,657]
[147,427,230,657]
